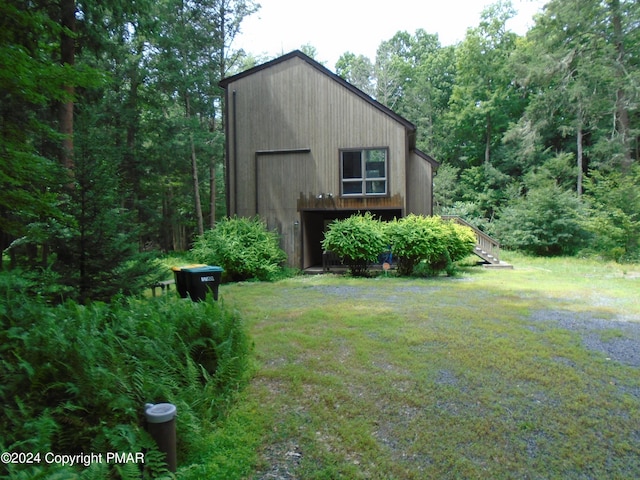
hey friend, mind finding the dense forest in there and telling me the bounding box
[2,0,639,302]
[335,0,639,261]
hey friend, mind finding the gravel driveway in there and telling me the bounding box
[246,275,640,479]
[529,308,640,367]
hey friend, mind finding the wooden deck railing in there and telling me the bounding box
[441,215,500,264]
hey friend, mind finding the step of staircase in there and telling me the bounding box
[445,215,513,269]
[483,261,514,269]
[475,248,498,263]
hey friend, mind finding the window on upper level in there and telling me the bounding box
[340,148,387,197]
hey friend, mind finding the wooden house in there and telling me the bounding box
[219,50,440,270]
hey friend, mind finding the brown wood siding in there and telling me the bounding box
[256,151,314,267]
[226,56,408,219]
[406,151,434,215]
[222,53,435,267]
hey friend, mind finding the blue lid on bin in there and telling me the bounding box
[183,265,224,273]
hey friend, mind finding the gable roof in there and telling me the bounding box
[219,50,417,133]
[414,149,441,169]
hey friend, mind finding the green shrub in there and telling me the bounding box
[322,214,476,277]
[582,208,632,262]
[191,216,286,281]
[386,215,448,276]
[445,221,477,263]
[491,185,590,256]
[0,272,250,478]
[386,215,476,276]
[582,166,640,262]
[322,212,387,276]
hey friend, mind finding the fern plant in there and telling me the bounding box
[0,271,250,478]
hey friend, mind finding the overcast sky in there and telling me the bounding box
[234,0,547,69]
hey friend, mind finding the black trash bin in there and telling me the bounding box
[183,265,224,301]
[171,264,206,298]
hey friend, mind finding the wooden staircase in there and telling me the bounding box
[442,216,513,269]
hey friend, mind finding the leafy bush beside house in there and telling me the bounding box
[445,221,478,263]
[323,213,475,277]
[386,215,449,276]
[389,216,476,277]
[191,216,286,281]
[321,212,387,276]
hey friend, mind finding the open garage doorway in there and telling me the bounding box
[300,209,402,271]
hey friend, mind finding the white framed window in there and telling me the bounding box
[340,148,388,197]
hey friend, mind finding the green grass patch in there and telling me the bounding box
[201,256,640,479]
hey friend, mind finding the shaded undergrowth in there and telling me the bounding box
[0,272,250,479]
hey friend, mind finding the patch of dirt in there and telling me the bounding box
[252,441,303,480]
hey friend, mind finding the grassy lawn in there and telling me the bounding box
[187,254,640,479]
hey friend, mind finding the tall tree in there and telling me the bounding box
[508,0,640,192]
[445,1,523,167]
[392,30,456,156]
[374,31,413,110]
[209,0,259,227]
[151,0,257,236]
[59,0,76,176]
[335,52,375,96]
[608,0,639,171]
[344,30,455,157]
[1,4,48,265]
[0,1,90,268]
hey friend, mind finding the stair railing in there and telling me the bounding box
[441,215,500,263]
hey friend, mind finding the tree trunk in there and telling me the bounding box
[184,94,205,236]
[209,158,216,229]
[124,48,142,216]
[211,1,228,229]
[59,0,75,176]
[485,113,491,164]
[610,0,632,171]
[577,126,583,196]
[191,134,204,236]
